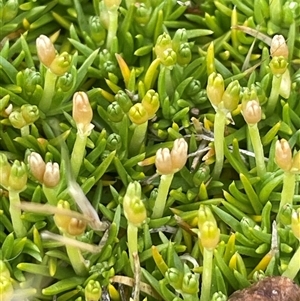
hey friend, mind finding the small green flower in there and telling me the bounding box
[107,101,124,122]
[176,42,192,66]
[160,48,177,68]
[9,110,27,129]
[49,52,72,76]
[23,68,42,95]
[106,133,122,151]
[56,72,73,92]
[181,272,199,294]
[85,280,102,301]
[21,104,39,124]
[165,268,184,290]
[269,56,288,76]
[134,2,151,25]
[115,90,132,113]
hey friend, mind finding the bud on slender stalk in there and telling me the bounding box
[199,221,220,250]
[123,182,146,227]
[28,152,46,183]
[155,138,188,175]
[275,139,293,172]
[270,35,289,58]
[206,72,224,108]
[72,92,93,134]
[36,35,56,68]
[49,52,71,76]
[43,162,60,188]
[198,205,217,230]
[8,161,27,191]
[242,100,262,125]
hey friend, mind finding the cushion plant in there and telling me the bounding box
[0,0,300,300]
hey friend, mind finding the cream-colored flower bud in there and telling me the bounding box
[28,152,46,183]
[72,92,93,134]
[270,35,289,59]
[171,138,188,172]
[43,162,60,187]
[275,139,292,172]
[36,35,56,68]
[155,148,173,175]
[155,138,188,175]
[242,100,262,125]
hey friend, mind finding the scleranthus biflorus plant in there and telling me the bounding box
[0,0,300,300]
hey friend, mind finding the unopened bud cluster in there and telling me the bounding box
[275,139,300,173]
[155,138,188,175]
[28,152,60,188]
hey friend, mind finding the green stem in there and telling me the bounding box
[64,233,89,276]
[151,173,174,219]
[279,171,295,212]
[200,248,214,301]
[212,109,226,179]
[129,121,148,157]
[39,69,58,112]
[266,75,282,116]
[9,190,27,237]
[106,9,118,50]
[71,133,88,179]
[248,123,266,178]
[43,185,58,206]
[282,244,300,279]
[20,125,30,137]
[127,222,138,272]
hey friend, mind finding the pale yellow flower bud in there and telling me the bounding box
[199,221,220,250]
[28,152,46,183]
[270,35,289,59]
[290,151,300,174]
[67,218,86,236]
[291,208,300,240]
[275,139,292,172]
[72,92,93,134]
[242,100,262,125]
[54,200,72,231]
[43,162,60,188]
[36,35,56,68]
